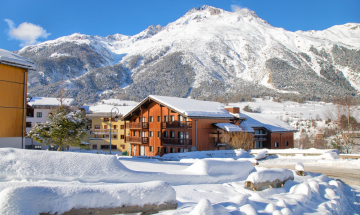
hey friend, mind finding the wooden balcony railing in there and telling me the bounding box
[125,136,149,144]
[162,138,192,146]
[126,122,149,129]
[162,121,192,129]
[90,129,118,134]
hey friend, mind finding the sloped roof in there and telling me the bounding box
[123,95,234,119]
[86,105,136,117]
[28,97,74,108]
[239,112,297,133]
[214,123,242,132]
[0,48,36,70]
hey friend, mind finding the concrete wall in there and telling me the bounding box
[0,137,23,148]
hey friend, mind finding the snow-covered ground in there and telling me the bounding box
[0,148,359,214]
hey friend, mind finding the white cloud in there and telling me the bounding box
[231,5,242,12]
[4,19,50,47]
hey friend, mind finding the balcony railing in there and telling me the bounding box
[254,137,267,141]
[125,136,149,144]
[90,129,118,134]
[162,138,192,146]
[126,122,149,129]
[162,121,192,129]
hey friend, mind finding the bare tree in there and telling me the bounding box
[221,132,254,151]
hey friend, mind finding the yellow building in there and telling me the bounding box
[87,112,129,154]
[0,48,36,148]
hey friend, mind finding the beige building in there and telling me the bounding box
[87,112,129,154]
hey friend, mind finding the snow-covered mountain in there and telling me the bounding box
[18,5,360,104]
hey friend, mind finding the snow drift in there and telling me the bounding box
[0,181,175,215]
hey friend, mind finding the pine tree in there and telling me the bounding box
[28,106,87,151]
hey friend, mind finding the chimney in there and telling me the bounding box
[225,106,239,114]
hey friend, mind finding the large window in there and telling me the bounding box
[275,142,279,148]
[157,116,161,122]
[95,125,100,129]
[36,112,42,118]
[149,116,153,122]
[170,115,175,122]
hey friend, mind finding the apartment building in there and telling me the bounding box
[122,95,235,156]
[0,49,35,148]
[86,106,134,154]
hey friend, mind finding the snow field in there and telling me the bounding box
[0,181,175,215]
[161,148,251,161]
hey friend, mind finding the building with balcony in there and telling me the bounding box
[234,111,297,149]
[122,95,235,156]
[86,105,135,154]
[0,49,35,148]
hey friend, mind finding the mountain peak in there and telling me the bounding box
[187,5,224,15]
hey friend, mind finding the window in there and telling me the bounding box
[170,131,175,138]
[121,135,124,139]
[149,116,153,122]
[150,146,153,152]
[111,118,116,122]
[157,131,161,137]
[157,116,161,122]
[158,147,161,153]
[120,125,124,129]
[275,142,279,148]
[285,141,289,146]
[138,131,141,137]
[178,148,183,153]
[104,125,108,129]
[164,115,167,122]
[101,145,109,149]
[149,131,153,137]
[110,145,117,149]
[36,112,42,118]
[178,115,183,121]
[114,125,117,129]
[104,118,109,122]
[121,145,125,149]
[178,132,184,139]
[93,145,97,150]
[170,115,175,122]
[104,135,109,139]
[164,131,168,138]
[133,131,136,136]
[138,117,141,122]
[95,125,100,129]
[113,135,117,138]
[26,122,32,128]
[170,148,175,153]
[164,147,168,153]
[143,117,147,122]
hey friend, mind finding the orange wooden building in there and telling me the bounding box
[122,95,235,156]
[0,49,36,148]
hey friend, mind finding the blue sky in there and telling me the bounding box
[1,0,359,51]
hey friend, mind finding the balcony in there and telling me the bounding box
[126,122,149,129]
[90,129,118,135]
[162,121,192,129]
[162,138,192,146]
[125,136,149,144]
[254,136,267,141]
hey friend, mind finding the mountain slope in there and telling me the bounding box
[18,5,360,104]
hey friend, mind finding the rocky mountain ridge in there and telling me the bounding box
[18,5,360,104]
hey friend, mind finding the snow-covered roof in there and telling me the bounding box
[143,95,233,118]
[214,123,242,132]
[0,48,36,70]
[239,112,297,133]
[239,121,255,133]
[87,105,136,117]
[28,97,74,108]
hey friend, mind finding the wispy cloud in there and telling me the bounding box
[4,19,50,47]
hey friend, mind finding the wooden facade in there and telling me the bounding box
[253,128,294,149]
[0,64,27,139]
[123,98,234,156]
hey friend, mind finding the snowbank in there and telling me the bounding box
[321,151,339,160]
[295,162,305,171]
[250,148,339,155]
[0,149,252,185]
[246,168,294,184]
[0,181,176,215]
[190,199,214,215]
[185,160,254,177]
[254,150,267,160]
[162,149,251,161]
